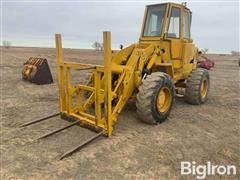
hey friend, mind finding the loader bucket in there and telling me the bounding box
[22,57,53,85]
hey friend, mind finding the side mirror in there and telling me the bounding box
[119,44,123,50]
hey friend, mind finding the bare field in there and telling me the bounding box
[1,47,239,179]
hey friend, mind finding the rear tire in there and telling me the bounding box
[136,72,174,124]
[184,68,210,104]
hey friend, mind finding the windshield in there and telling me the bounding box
[143,5,166,37]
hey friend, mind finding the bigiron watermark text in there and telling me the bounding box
[181,161,237,179]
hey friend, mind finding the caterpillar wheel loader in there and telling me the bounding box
[55,2,209,137]
[21,3,210,159]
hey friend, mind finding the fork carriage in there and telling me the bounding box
[56,32,137,136]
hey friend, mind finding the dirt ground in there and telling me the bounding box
[1,47,239,179]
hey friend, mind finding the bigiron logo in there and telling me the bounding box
[181,161,237,179]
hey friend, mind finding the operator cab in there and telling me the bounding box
[140,3,192,41]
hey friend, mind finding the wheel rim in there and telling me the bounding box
[157,87,171,113]
[200,78,208,98]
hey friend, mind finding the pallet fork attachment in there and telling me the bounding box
[55,32,115,136]
[20,32,115,160]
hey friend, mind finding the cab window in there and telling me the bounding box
[167,7,180,38]
[184,10,190,39]
[143,5,166,37]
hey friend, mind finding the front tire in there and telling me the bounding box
[136,72,174,124]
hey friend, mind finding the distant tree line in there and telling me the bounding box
[200,48,240,56]
[2,40,11,49]
[231,51,240,56]
[92,41,103,51]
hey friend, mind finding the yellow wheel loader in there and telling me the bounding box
[21,3,210,159]
[55,2,210,136]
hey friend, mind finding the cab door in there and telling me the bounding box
[182,8,196,67]
[165,4,183,64]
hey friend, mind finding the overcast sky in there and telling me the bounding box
[1,1,239,53]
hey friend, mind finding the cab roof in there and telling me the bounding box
[146,2,191,12]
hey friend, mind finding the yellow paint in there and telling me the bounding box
[55,34,66,112]
[201,79,208,98]
[157,87,172,113]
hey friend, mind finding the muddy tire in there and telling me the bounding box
[185,68,210,104]
[136,72,174,124]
